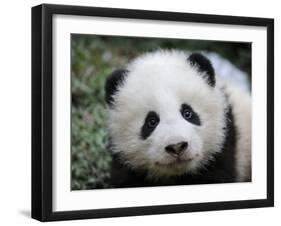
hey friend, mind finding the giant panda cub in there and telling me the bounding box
[105,50,251,188]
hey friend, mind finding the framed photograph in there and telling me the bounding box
[32,4,274,221]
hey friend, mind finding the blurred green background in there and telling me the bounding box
[71,34,251,190]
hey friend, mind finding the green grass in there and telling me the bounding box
[71,34,251,190]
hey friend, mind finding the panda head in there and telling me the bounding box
[105,50,227,179]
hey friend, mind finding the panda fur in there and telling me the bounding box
[105,50,251,188]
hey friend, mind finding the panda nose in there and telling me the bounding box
[165,141,188,157]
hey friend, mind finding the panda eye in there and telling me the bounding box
[182,109,193,120]
[147,117,158,128]
[141,111,160,139]
[180,104,201,126]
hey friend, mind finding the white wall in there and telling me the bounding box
[0,0,279,225]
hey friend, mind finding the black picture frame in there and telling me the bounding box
[31,3,274,222]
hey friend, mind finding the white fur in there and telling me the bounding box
[107,50,251,181]
[223,81,252,181]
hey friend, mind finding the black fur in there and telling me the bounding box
[188,53,216,87]
[105,69,128,106]
[109,104,238,188]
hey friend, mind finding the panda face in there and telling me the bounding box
[137,102,204,177]
[106,50,227,178]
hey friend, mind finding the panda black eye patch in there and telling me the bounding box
[180,104,201,126]
[141,111,160,139]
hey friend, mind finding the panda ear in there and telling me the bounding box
[187,53,215,87]
[105,69,128,106]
